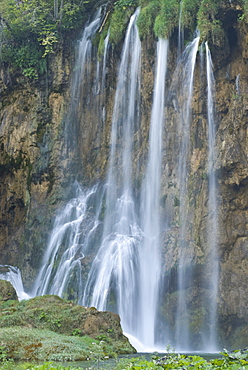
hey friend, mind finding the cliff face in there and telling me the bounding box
[0,3,247,349]
[0,44,72,284]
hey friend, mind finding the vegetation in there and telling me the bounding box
[107,0,247,45]
[0,0,98,78]
[0,295,135,362]
[1,0,247,75]
[0,349,248,369]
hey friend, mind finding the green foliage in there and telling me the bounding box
[0,295,134,363]
[0,349,247,370]
[196,0,224,45]
[114,0,138,10]
[112,350,248,369]
[136,0,160,39]
[109,7,130,45]
[154,0,180,39]
[180,0,199,31]
[0,0,95,79]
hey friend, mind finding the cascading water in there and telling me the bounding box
[83,8,142,340]
[205,42,219,350]
[178,0,184,57]
[0,265,30,300]
[175,36,200,350]
[66,7,102,151]
[138,38,168,349]
[32,182,103,299]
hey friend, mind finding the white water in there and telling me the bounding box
[176,36,200,350]
[138,38,168,348]
[83,9,142,337]
[32,182,103,299]
[66,8,102,150]
[205,42,219,350]
[0,265,30,300]
[178,0,184,57]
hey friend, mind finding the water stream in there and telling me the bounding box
[138,38,168,350]
[175,36,200,351]
[205,42,219,350]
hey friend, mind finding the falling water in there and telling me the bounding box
[66,8,102,150]
[175,36,200,350]
[32,9,107,299]
[178,0,184,57]
[138,39,168,349]
[235,73,240,96]
[83,8,142,339]
[32,182,103,300]
[205,42,219,350]
[0,265,30,300]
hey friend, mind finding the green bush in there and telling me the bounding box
[0,0,97,78]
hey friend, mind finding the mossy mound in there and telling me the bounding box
[0,280,18,302]
[0,295,135,362]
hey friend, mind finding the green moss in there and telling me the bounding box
[109,7,131,45]
[0,295,135,362]
[196,0,224,45]
[154,0,180,39]
[180,0,199,31]
[136,0,160,39]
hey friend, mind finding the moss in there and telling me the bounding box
[0,295,135,361]
[180,0,199,31]
[154,0,180,39]
[197,0,224,45]
[109,7,131,45]
[136,0,160,39]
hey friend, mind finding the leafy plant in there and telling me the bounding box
[196,0,224,45]
[0,0,98,79]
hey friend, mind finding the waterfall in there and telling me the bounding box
[66,8,102,151]
[32,182,103,300]
[175,36,200,351]
[28,8,222,352]
[0,265,30,300]
[138,39,168,349]
[205,42,219,350]
[82,8,142,338]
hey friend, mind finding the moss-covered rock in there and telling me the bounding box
[0,295,135,362]
[0,279,18,301]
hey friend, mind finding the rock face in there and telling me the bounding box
[0,2,247,350]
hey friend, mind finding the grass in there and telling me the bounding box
[0,326,115,362]
[0,295,135,364]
